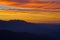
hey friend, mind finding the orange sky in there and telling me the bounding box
[0,0,60,23]
[0,11,60,23]
[0,0,60,10]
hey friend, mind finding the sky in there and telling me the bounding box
[0,0,60,10]
[0,0,60,23]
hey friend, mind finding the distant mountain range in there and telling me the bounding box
[0,30,39,40]
[0,20,60,40]
[0,30,56,40]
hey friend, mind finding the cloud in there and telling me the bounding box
[0,0,29,3]
[36,0,60,1]
[0,0,60,10]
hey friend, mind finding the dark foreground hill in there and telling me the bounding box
[0,30,56,40]
[0,20,60,40]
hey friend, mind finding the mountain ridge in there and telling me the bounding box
[0,20,60,40]
[0,30,56,40]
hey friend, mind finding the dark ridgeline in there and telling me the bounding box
[0,20,60,40]
[0,30,56,40]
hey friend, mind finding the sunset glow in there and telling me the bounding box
[0,0,60,10]
[0,0,60,23]
[0,10,60,23]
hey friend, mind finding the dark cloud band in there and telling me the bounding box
[5,0,30,3]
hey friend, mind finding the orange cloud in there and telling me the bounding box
[0,0,60,23]
[0,0,60,10]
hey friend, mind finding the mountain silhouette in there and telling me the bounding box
[0,20,60,40]
[0,20,29,24]
[0,30,56,40]
[0,20,29,26]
